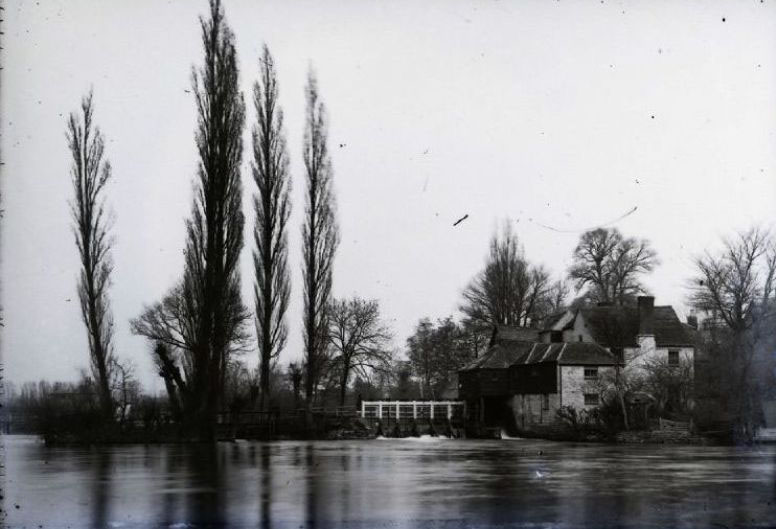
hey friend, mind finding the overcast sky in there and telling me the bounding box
[3,0,775,392]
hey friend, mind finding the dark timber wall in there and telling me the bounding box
[510,362,558,395]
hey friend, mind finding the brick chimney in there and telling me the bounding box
[686,315,698,329]
[637,296,655,336]
[635,296,656,366]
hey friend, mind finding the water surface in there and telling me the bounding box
[4,434,776,528]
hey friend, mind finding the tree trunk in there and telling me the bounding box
[619,392,629,431]
[339,361,349,407]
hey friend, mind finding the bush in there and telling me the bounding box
[556,405,604,438]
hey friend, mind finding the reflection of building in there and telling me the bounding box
[758,401,776,441]
[459,296,696,434]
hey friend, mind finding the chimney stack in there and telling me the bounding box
[686,315,698,329]
[637,296,655,336]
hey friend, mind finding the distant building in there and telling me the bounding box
[459,296,696,433]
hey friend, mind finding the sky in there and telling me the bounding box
[2,0,775,392]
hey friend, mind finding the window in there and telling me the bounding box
[542,394,550,411]
[578,335,583,342]
[584,393,599,406]
[668,350,680,366]
[584,367,598,380]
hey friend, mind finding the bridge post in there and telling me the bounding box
[378,402,383,419]
[413,401,417,419]
[430,404,434,420]
[447,403,452,420]
[396,401,400,419]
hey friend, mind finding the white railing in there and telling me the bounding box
[360,400,465,420]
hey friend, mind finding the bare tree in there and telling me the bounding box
[287,362,303,409]
[151,342,184,420]
[328,297,393,406]
[406,317,470,399]
[641,357,694,418]
[691,227,776,333]
[460,222,553,327]
[66,92,115,419]
[569,227,658,306]
[301,70,339,411]
[690,226,776,439]
[251,45,292,411]
[130,280,251,424]
[109,358,140,425]
[596,366,642,431]
[544,279,571,315]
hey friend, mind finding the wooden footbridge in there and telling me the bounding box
[360,400,465,421]
[359,401,466,437]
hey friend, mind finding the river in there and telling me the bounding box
[3,434,776,528]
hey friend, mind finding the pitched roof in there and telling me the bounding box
[490,326,540,346]
[540,310,575,331]
[460,340,536,371]
[460,340,619,371]
[511,342,619,366]
[578,305,693,347]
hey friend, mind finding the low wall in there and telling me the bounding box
[615,430,709,445]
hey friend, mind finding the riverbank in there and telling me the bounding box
[27,415,741,446]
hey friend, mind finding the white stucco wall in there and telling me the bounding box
[627,336,694,372]
[563,315,595,344]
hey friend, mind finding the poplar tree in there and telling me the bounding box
[66,92,115,419]
[251,45,291,411]
[301,71,339,410]
[184,0,246,436]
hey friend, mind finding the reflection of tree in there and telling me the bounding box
[91,449,112,529]
[186,444,223,526]
[305,443,318,528]
[338,450,350,524]
[260,444,272,529]
[159,449,181,528]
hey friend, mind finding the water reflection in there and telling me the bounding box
[186,443,223,526]
[4,436,776,528]
[90,449,112,529]
[305,443,318,528]
[260,443,272,529]
[159,449,180,528]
